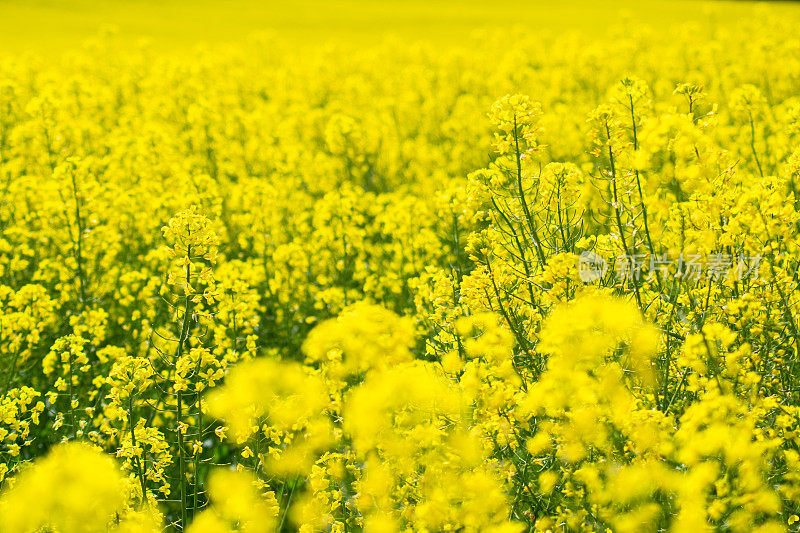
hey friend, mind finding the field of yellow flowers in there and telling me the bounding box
[4,1,800,532]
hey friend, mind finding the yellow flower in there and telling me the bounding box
[0,443,126,533]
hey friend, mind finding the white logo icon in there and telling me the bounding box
[578,251,607,283]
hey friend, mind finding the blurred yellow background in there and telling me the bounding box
[2,0,800,54]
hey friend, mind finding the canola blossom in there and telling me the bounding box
[3,2,800,532]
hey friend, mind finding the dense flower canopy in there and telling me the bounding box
[3,3,800,532]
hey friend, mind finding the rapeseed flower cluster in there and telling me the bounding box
[4,5,800,532]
